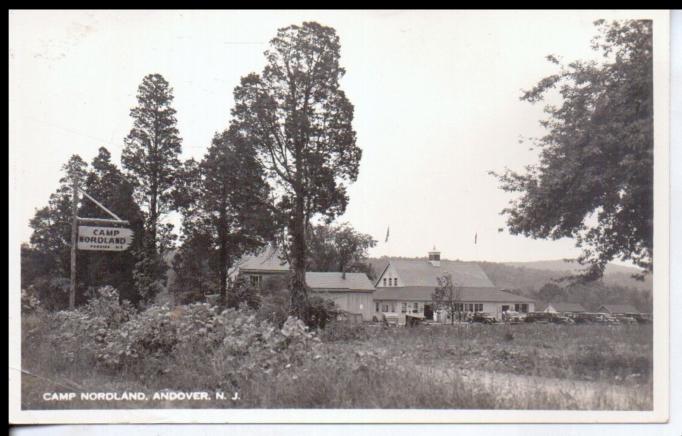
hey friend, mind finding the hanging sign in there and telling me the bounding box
[77,226,134,251]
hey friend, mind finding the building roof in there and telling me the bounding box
[598,304,639,314]
[373,286,535,303]
[233,245,289,274]
[547,302,587,312]
[383,259,495,288]
[231,246,374,293]
[306,272,375,292]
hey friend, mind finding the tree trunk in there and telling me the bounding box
[218,209,229,307]
[289,192,309,322]
[149,187,158,254]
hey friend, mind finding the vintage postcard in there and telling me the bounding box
[8,9,671,424]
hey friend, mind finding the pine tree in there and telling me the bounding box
[231,22,361,322]
[175,126,276,305]
[122,73,183,303]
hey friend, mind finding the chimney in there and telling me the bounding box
[428,246,441,267]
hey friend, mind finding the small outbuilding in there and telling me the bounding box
[597,304,640,315]
[543,302,587,314]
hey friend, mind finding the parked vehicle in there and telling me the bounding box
[472,312,497,324]
[569,312,596,324]
[629,313,652,324]
[524,312,574,324]
[502,310,526,323]
[614,314,637,325]
[587,313,620,324]
[524,312,553,323]
[550,314,575,324]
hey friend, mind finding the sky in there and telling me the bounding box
[9,10,665,263]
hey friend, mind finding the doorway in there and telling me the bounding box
[424,304,434,320]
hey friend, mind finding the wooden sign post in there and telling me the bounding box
[68,175,133,310]
[70,176,78,310]
[77,226,134,251]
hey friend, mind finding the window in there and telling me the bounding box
[382,304,389,312]
[521,304,528,313]
[249,275,262,288]
[393,278,397,286]
[375,302,380,312]
[401,302,407,313]
[475,304,483,312]
[383,278,387,286]
[413,302,419,313]
[391,303,396,312]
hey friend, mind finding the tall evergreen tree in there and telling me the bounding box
[231,22,361,321]
[175,126,276,305]
[121,73,182,252]
[121,73,183,303]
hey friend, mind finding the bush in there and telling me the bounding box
[306,295,339,329]
[227,277,261,310]
[90,298,320,389]
[211,313,319,390]
[26,277,70,311]
[21,288,42,314]
[256,289,291,327]
[46,286,136,365]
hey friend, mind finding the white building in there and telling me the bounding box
[373,249,535,321]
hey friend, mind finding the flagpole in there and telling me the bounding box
[385,226,390,257]
[474,231,479,262]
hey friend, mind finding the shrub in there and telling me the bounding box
[26,277,71,311]
[21,288,42,314]
[211,313,319,390]
[96,304,177,371]
[306,295,339,329]
[256,289,291,327]
[91,298,320,388]
[227,277,261,310]
[41,286,134,366]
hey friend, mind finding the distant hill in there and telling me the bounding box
[500,260,652,292]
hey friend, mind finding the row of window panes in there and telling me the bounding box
[454,303,483,312]
[382,277,397,286]
[375,302,529,314]
[376,302,420,313]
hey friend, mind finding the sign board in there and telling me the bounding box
[77,226,134,251]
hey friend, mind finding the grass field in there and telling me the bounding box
[20,310,653,410]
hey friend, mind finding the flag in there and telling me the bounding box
[474,232,477,245]
[385,226,390,243]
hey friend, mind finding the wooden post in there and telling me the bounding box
[69,175,78,310]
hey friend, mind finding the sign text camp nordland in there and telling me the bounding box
[77,226,134,251]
